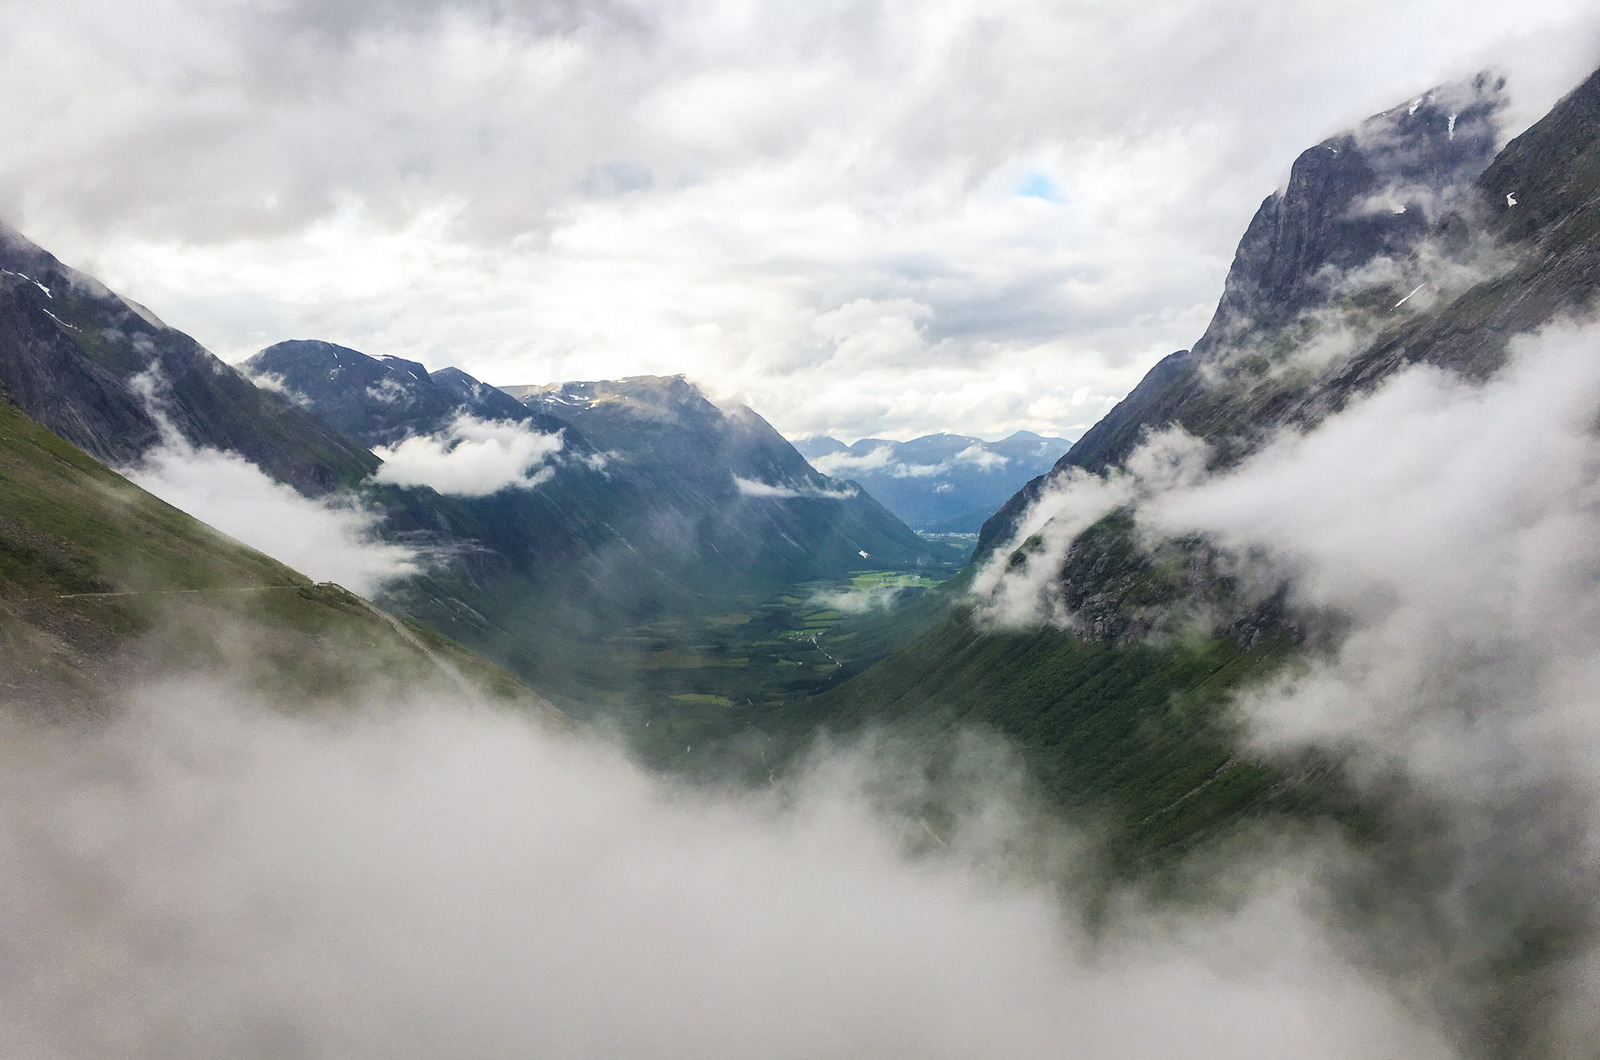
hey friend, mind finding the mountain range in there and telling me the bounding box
[0,257,951,706]
[793,431,1071,532]
[6,54,1600,1057]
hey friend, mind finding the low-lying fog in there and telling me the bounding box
[0,678,1449,1060]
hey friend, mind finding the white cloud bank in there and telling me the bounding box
[0,679,1455,1059]
[123,437,420,596]
[972,322,1600,1048]
[372,414,564,497]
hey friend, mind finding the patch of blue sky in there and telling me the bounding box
[1015,170,1064,202]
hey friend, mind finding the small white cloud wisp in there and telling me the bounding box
[812,443,1012,481]
[732,474,858,500]
[810,444,897,477]
[970,427,1209,629]
[372,414,565,497]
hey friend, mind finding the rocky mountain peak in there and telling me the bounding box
[1197,72,1505,357]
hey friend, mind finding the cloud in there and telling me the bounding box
[810,444,898,477]
[364,375,412,404]
[807,580,939,614]
[1146,323,1600,1048]
[0,676,1456,1059]
[732,474,858,500]
[888,444,1012,478]
[238,367,309,404]
[813,442,1011,480]
[975,321,1600,1047]
[5,1,1599,441]
[970,427,1209,629]
[372,414,565,496]
[122,436,421,596]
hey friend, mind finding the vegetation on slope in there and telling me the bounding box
[793,612,1356,872]
[0,394,542,713]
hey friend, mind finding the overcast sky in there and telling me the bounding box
[2,0,1598,443]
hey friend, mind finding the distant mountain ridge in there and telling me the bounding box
[238,344,941,695]
[793,431,1071,532]
[246,339,574,449]
[507,374,935,569]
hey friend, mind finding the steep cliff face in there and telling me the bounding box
[0,226,378,495]
[1199,74,1502,350]
[980,70,1598,558]
[0,272,160,465]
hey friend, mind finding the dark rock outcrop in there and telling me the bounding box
[245,340,574,449]
[0,224,377,493]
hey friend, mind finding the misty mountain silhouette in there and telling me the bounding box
[794,431,1071,532]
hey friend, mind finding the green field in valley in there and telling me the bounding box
[572,567,956,765]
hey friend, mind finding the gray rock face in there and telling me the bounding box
[0,224,377,494]
[1200,74,1502,351]
[980,71,1527,556]
[244,340,571,449]
[0,273,161,465]
[429,366,534,422]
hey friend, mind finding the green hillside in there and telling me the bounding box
[792,611,1362,870]
[0,393,546,714]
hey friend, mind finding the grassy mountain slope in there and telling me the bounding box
[797,616,1345,867]
[0,393,543,713]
